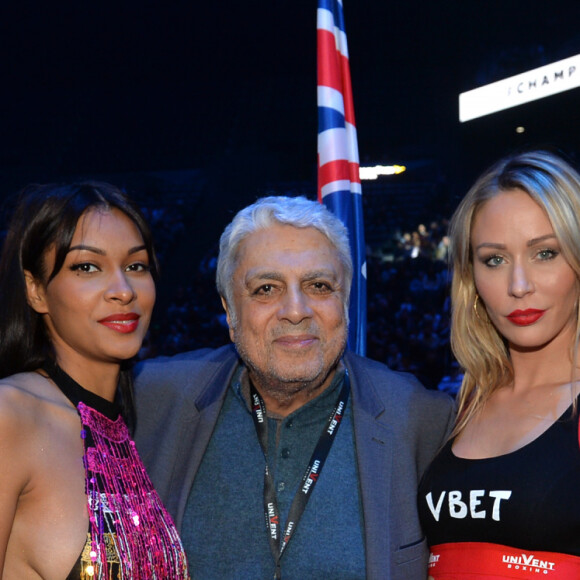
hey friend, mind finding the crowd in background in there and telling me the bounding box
[366,223,456,391]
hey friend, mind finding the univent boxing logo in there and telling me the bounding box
[428,552,440,568]
[327,401,345,435]
[283,521,294,545]
[252,393,264,423]
[502,553,556,575]
[301,460,321,494]
[267,502,278,539]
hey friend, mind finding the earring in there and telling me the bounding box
[473,294,484,321]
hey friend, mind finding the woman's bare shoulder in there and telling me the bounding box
[0,372,87,579]
[0,371,80,497]
[0,374,58,495]
[0,372,71,429]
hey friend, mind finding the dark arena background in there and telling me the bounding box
[2,0,580,390]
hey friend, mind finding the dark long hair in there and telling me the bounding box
[0,181,159,430]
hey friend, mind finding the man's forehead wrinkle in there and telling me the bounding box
[244,268,340,282]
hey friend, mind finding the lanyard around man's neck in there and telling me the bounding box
[249,371,351,580]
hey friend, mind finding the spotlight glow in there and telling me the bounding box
[359,165,406,180]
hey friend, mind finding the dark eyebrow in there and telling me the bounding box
[527,234,557,247]
[474,242,504,251]
[475,234,557,252]
[301,270,339,282]
[67,244,147,256]
[248,270,337,280]
[249,272,284,282]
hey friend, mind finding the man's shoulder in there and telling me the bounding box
[345,351,455,443]
[345,351,453,408]
[345,351,420,390]
[136,344,237,374]
[134,344,239,397]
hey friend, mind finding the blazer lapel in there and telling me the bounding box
[170,349,239,529]
[346,354,395,577]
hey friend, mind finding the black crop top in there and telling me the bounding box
[418,401,580,556]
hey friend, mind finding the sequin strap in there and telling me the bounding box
[44,363,190,579]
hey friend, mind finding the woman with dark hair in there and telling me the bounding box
[0,182,189,578]
[418,151,580,578]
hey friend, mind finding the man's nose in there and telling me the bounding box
[277,286,313,323]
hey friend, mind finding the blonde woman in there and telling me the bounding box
[419,151,580,578]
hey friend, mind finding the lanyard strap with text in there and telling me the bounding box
[250,371,350,579]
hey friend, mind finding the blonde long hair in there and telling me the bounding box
[449,150,580,435]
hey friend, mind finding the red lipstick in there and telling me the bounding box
[98,313,140,334]
[506,309,545,326]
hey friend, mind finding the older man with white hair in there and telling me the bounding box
[134,195,454,580]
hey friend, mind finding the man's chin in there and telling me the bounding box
[258,364,334,392]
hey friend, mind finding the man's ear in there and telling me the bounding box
[24,270,49,314]
[220,296,235,342]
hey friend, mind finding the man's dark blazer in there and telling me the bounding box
[134,345,455,579]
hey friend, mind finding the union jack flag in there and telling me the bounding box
[317,0,366,356]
